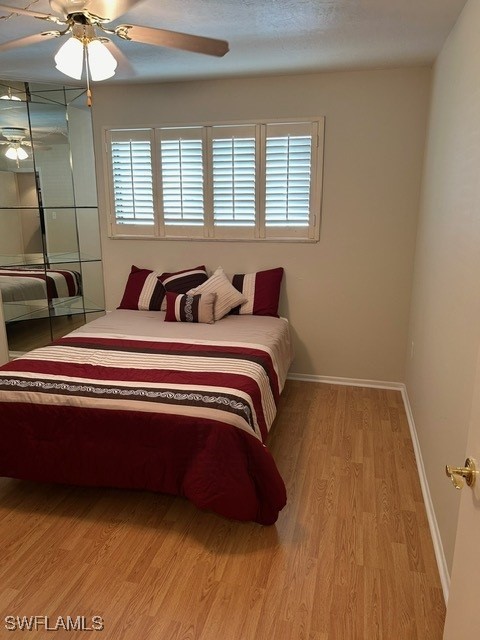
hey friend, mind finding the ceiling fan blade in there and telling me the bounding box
[115,24,229,57]
[49,0,143,21]
[102,39,135,75]
[87,0,144,20]
[0,3,63,22]
[0,31,62,52]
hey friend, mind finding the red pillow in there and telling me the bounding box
[230,267,284,317]
[118,265,164,310]
[158,265,208,309]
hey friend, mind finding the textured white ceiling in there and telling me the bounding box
[0,0,468,85]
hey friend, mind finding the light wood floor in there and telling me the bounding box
[0,382,445,639]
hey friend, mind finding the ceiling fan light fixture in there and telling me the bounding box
[5,146,28,161]
[86,39,117,81]
[54,34,116,83]
[54,36,84,80]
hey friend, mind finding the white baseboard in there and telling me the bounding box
[287,372,404,391]
[400,386,450,602]
[287,372,450,602]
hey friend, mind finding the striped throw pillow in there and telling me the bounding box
[159,265,209,310]
[118,265,164,311]
[164,291,216,324]
[188,266,247,321]
[230,267,284,317]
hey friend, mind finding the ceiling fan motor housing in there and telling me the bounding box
[71,21,96,41]
[50,0,88,18]
[1,127,27,142]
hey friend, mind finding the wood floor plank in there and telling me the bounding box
[390,542,419,639]
[0,381,446,639]
[363,567,384,639]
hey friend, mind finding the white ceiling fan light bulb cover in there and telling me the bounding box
[54,37,84,80]
[5,146,27,160]
[16,146,28,160]
[5,147,18,160]
[87,40,117,81]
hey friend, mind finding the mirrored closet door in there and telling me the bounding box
[0,80,104,360]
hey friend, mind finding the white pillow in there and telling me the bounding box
[188,267,247,320]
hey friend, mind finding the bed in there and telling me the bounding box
[0,309,293,524]
[0,266,82,305]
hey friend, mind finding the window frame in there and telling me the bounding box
[104,117,324,242]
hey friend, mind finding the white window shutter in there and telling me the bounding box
[265,123,313,231]
[159,128,205,232]
[106,119,324,241]
[107,129,155,237]
[211,125,257,236]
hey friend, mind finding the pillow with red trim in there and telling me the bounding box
[158,265,209,311]
[164,291,216,324]
[230,267,284,317]
[118,265,164,310]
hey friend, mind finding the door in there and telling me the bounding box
[443,344,480,637]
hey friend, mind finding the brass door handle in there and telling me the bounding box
[445,457,477,490]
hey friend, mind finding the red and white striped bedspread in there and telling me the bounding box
[0,267,81,303]
[0,327,289,524]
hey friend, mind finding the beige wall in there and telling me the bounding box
[92,67,431,380]
[406,0,480,573]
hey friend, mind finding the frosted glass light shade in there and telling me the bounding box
[53,36,116,81]
[5,146,28,160]
[16,146,28,160]
[0,94,21,101]
[54,37,84,80]
[87,40,117,81]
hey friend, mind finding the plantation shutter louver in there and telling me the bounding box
[110,131,154,229]
[159,128,205,229]
[212,125,257,231]
[265,122,314,230]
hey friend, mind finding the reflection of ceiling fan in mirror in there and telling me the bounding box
[0,127,31,161]
[0,127,51,163]
[0,0,229,86]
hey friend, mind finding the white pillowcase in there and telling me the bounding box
[188,266,247,320]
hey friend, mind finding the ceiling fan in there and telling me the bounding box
[0,126,32,162]
[0,1,229,87]
[0,126,53,152]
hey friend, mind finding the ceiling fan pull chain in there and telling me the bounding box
[84,43,92,107]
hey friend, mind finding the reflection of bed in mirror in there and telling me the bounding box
[0,265,81,307]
